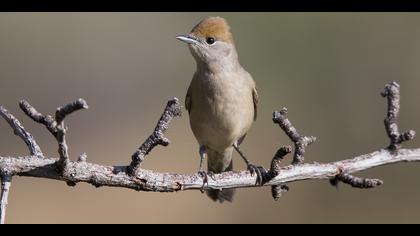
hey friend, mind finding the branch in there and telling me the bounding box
[329,173,383,189]
[381,81,416,150]
[0,106,43,157]
[19,99,88,173]
[0,148,419,192]
[0,105,44,224]
[272,108,316,165]
[269,107,315,199]
[129,98,182,175]
[0,82,419,224]
[0,176,11,224]
[268,146,292,200]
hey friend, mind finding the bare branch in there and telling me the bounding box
[0,148,418,192]
[272,108,316,165]
[268,146,292,200]
[0,106,43,157]
[0,175,11,224]
[19,100,56,134]
[329,81,416,188]
[0,82,419,224]
[19,99,88,173]
[272,184,289,201]
[381,81,416,150]
[55,98,88,125]
[129,98,182,175]
[329,173,383,189]
[0,105,44,224]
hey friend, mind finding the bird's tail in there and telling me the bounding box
[206,148,235,203]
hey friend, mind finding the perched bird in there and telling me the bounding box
[177,17,262,203]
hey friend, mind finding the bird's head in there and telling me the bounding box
[176,17,239,71]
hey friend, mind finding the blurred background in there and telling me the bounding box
[0,13,420,223]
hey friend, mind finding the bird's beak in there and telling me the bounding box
[176,34,198,44]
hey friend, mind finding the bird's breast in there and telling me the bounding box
[189,71,254,151]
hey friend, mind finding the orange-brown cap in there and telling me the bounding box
[190,17,234,44]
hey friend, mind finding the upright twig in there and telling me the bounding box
[269,108,316,199]
[381,81,416,151]
[0,82,419,223]
[19,99,88,173]
[272,108,316,165]
[330,81,416,188]
[129,98,182,175]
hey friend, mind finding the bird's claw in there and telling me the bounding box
[198,170,209,193]
[247,164,266,186]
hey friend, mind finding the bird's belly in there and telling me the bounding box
[189,91,254,151]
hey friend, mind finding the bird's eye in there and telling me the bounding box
[206,37,215,45]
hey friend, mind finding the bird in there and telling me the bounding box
[176,16,263,203]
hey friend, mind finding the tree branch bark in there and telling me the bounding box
[0,81,418,223]
[0,105,44,224]
[0,148,418,192]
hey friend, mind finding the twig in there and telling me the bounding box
[0,105,44,224]
[268,146,292,200]
[268,107,316,198]
[19,99,88,173]
[272,108,316,165]
[0,175,11,224]
[381,81,416,151]
[0,106,43,157]
[329,173,383,188]
[329,81,416,188]
[129,98,182,175]
[0,82,419,223]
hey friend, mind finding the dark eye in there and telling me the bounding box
[206,37,215,45]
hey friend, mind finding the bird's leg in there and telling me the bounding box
[198,145,209,193]
[233,142,266,186]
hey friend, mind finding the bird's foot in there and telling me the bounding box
[198,171,215,193]
[247,164,267,186]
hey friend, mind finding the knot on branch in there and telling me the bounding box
[77,153,87,162]
[129,98,182,176]
[273,108,316,165]
[381,81,416,151]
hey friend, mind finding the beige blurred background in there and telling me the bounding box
[0,13,420,224]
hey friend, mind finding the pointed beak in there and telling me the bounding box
[176,34,198,44]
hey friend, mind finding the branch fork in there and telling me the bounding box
[128,98,182,175]
[330,81,415,188]
[19,98,88,174]
[0,82,418,224]
[381,81,416,151]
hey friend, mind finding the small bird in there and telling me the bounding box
[177,17,263,203]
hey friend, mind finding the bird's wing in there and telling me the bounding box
[185,85,192,114]
[237,86,258,146]
[252,86,259,121]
